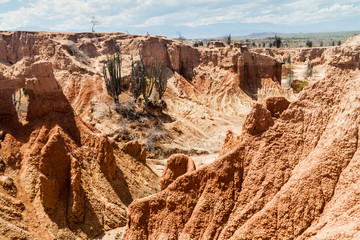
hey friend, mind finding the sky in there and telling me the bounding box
[0,0,359,38]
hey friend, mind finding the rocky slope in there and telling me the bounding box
[0,61,159,239]
[251,47,326,65]
[0,31,286,239]
[0,31,286,159]
[124,35,360,239]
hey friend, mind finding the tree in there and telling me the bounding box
[224,34,231,45]
[90,16,101,32]
[177,32,186,42]
[320,41,323,47]
[306,40,313,48]
[273,35,282,48]
[338,40,341,46]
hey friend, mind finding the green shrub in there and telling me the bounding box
[306,40,313,48]
[293,80,309,92]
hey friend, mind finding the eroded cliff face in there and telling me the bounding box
[0,31,285,158]
[0,31,285,239]
[124,36,360,240]
[251,47,327,65]
[0,61,158,239]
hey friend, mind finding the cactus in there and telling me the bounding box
[130,53,167,109]
[142,73,155,107]
[103,53,122,103]
[130,54,145,101]
[151,61,166,100]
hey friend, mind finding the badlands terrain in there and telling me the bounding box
[0,31,359,239]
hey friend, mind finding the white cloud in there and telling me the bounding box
[0,0,359,34]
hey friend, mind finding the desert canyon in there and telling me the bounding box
[0,31,359,240]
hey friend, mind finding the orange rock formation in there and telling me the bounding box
[124,35,360,239]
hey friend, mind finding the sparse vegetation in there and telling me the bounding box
[193,41,204,47]
[305,61,314,79]
[224,34,231,45]
[67,43,90,65]
[130,54,146,101]
[177,32,186,42]
[130,54,167,109]
[11,88,29,121]
[284,57,294,88]
[103,53,123,103]
[90,16,101,32]
[218,31,359,48]
[306,40,313,48]
[152,61,166,100]
[293,80,309,92]
[274,35,282,48]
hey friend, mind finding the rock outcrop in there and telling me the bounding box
[0,61,158,239]
[124,35,360,239]
[160,154,196,190]
[0,31,287,239]
[0,31,284,158]
[252,47,327,65]
[122,140,147,163]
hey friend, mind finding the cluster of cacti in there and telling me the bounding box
[130,54,145,101]
[151,61,165,100]
[103,53,122,103]
[131,54,166,107]
[103,52,167,109]
[130,53,155,105]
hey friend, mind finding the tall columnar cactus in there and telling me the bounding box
[103,53,122,103]
[141,72,155,106]
[151,61,166,100]
[130,54,145,101]
[130,53,167,108]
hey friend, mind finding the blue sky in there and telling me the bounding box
[0,0,359,38]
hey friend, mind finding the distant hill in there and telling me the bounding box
[232,31,360,40]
